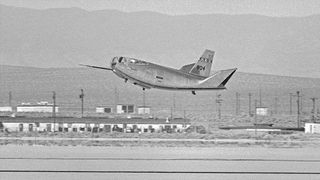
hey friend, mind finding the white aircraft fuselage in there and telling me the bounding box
[82,49,237,94]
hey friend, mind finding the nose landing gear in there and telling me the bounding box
[192,91,196,95]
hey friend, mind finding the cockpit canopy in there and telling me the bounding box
[112,56,148,66]
[128,58,148,65]
[118,57,126,63]
[112,56,148,65]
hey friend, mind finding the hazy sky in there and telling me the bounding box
[1,0,319,17]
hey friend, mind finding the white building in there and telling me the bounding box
[17,105,58,113]
[0,106,12,112]
[1,121,190,133]
[116,104,134,114]
[96,107,112,113]
[305,123,320,134]
[137,106,151,114]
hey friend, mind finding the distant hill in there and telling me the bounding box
[0,65,319,118]
[0,5,320,78]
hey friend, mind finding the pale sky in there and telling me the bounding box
[0,0,320,17]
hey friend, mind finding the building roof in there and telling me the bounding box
[0,117,190,124]
[17,105,56,107]
[137,106,151,108]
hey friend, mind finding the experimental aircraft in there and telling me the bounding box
[81,49,237,95]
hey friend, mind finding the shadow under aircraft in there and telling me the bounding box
[81,49,237,95]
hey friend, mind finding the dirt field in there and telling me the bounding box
[1,130,320,148]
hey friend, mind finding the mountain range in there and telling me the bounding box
[1,5,320,78]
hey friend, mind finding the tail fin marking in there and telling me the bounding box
[189,49,215,77]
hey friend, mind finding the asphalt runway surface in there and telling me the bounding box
[0,145,319,180]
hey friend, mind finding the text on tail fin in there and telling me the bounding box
[190,49,215,77]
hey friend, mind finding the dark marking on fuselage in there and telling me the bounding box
[156,76,164,80]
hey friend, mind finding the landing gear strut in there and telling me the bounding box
[124,78,128,83]
[192,91,196,95]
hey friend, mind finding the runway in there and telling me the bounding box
[0,145,319,180]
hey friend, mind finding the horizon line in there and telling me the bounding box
[1,3,319,18]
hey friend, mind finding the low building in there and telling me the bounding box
[17,102,58,113]
[116,104,134,114]
[305,123,320,134]
[137,106,151,114]
[96,107,113,113]
[0,117,191,133]
[0,106,12,112]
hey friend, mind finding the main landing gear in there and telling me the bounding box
[192,91,196,95]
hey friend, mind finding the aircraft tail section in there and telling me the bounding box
[189,49,215,77]
[198,68,237,88]
[179,63,195,73]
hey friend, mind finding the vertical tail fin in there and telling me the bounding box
[190,49,214,77]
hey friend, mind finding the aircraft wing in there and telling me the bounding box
[198,68,237,88]
[79,64,113,71]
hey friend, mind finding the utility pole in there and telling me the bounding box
[142,90,146,114]
[300,93,303,114]
[9,91,12,107]
[172,93,176,116]
[236,92,240,115]
[114,87,118,114]
[289,93,293,115]
[311,98,318,123]
[296,91,301,128]
[248,93,252,116]
[79,89,84,118]
[52,91,56,132]
[183,109,186,128]
[216,94,222,119]
[254,99,258,136]
[274,97,278,115]
[259,86,262,107]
